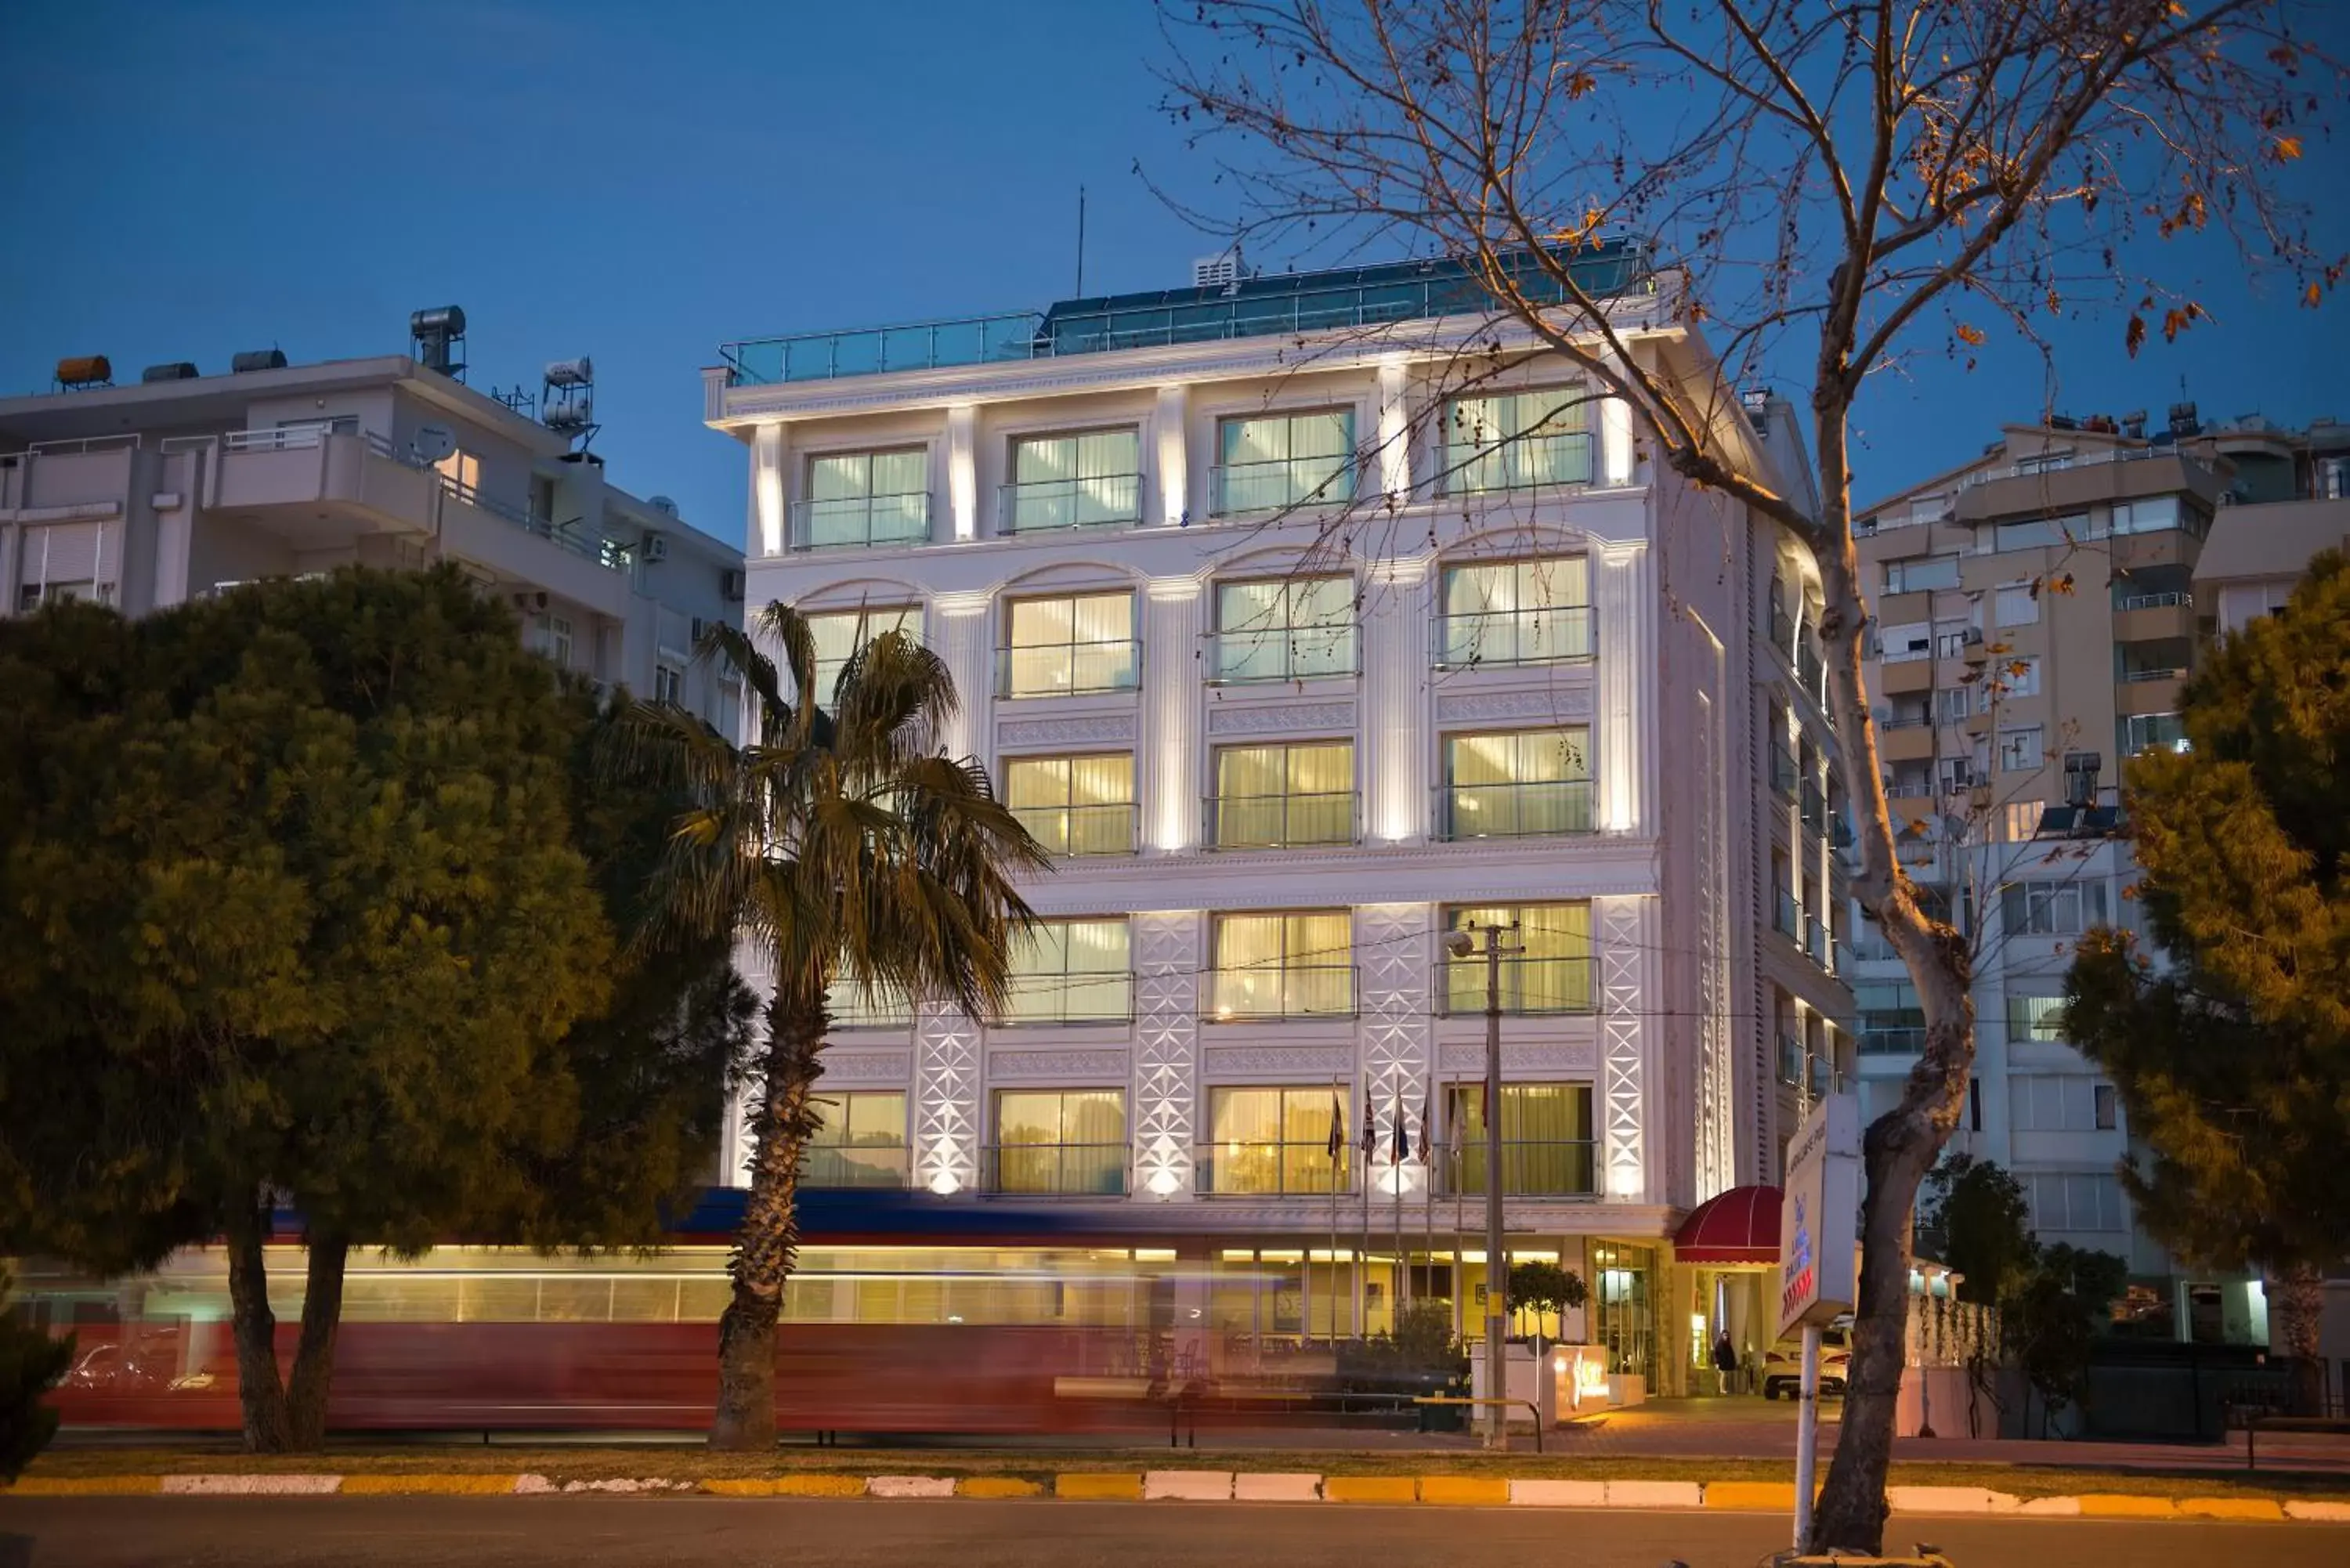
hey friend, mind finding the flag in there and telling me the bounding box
[1361,1092,1376,1165]
[1391,1088,1408,1163]
[1419,1078,1437,1163]
[1327,1093,1343,1162]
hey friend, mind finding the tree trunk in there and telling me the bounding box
[284,1235,349,1451]
[708,993,826,1451]
[2269,1264,2326,1416]
[224,1194,290,1454]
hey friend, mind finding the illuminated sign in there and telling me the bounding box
[1776,1094,1860,1338]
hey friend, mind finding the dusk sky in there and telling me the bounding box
[5,0,2345,544]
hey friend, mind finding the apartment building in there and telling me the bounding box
[0,328,743,723]
[1849,404,2350,1343]
[703,246,1853,1386]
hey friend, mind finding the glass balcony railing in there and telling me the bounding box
[790,493,932,550]
[1196,1141,1354,1197]
[1431,605,1593,669]
[824,988,914,1030]
[1439,1140,1599,1197]
[1206,791,1358,849]
[1434,954,1595,1016]
[993,971,1135,1026]
[1777,1033,1807,1086]
[983,1143,1130,1198]
[998,638,1142,698]
[1440,431,1595,495]
[1771,745,1800,800]
[801,1143,910,1189]
[1860,1027,1927,1055]
[1211,455,1357,515]
[1010,802,1137,858]
[1437,779,1594,840]
[1774,891,1802,940]
[1200,964,1358,1021]
[998,474,1143,533]
[1206,627,1359,683]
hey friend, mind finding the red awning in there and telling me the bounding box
[1673,1184,1783,1264]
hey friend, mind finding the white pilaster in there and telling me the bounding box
[945,404,978,540]
[1376,356,1410,501]
[933,593,992,759]
[1357,903,1434,1194]
[1143,579,1205,851]
[913,1003,980,1196]
[1133,912,1202,1198]
[1362,557,1430,844]
[753,423,786,556]
[1596,894,1657,1201]
[1593,539,1654,835]
[1600,396,1636,487]
[1154,385,1190,526]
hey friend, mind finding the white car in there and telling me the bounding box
[1762,1327,1851,1400]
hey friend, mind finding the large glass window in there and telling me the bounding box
[990,1089,1127,1195]
[2006,994,2069,1043]
[824,976,913,1030]
[798,448,930,549]
[805,1091,908,1188]
[1202,1086,1349,1196]
[1440,728,1592,838]
[1002,591,1138,697]
[1856,981,1925,1054]
[807,605,924,703]
[2025,1171,2124,1234]
[1883,555,1961,594]
[2124,711,2187,754]
[1211,575,1358,681]
[1443,1083,1596,1195]
[1003,752,1135,856]
[1003,428,1142,532]
[1437,556,1592,667]
[1214,409,1355,515]
[1206,910,1354,1020]
[2001,880,2108,936]
[1002,918,1132,1024]
[1439,904,1594,1014]
[1443,387,1593,493]
[1209,741,1356,847]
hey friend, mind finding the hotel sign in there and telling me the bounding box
[1777,1093,1861,1339]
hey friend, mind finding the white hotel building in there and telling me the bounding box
[705,250,1854,1386]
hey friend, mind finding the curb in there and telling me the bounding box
[7,1469,2346,1521]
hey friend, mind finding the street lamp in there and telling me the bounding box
[1448,921,1518,1447]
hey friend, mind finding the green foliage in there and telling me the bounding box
[0,1268,71,1483]
[1919,1154,2035,1304]
[2003,1244,2129,1433]
[1507,1259,1589,1317]
[1340,1299,1469,1392]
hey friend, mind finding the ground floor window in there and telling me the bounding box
[1590,1241,1657,1382]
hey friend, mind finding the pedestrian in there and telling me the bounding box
[1712,1329,1739,1396]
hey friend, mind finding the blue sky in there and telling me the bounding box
[4,1,2343,544]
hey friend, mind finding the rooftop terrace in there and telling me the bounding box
[719,244,1654,388]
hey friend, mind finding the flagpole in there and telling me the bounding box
[1329,1079,1343,1349]
[1359,1086,1373,1337]
[1392,1087,1406,1309]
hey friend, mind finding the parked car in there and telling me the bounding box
[1762,1326,1852,1400]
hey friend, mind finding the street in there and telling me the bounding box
[4,1497,2344,1568]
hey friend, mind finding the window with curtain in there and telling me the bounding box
[1003,591,1137,696]
[992,1089,1127,1194]
[1203,1086,1347,1195]
[1002,918,1132,1024]
[2005,994,2070,1042]
[801,448,930,548]
[1210,741,1354,847]
[1004,428,1142,531]
[1442,1083,1596,1194]
[1437,556,1592,667]
[1212,575,1358,681]
[1207,910,1352,1020]
[1002,752,1135,856]
[1443,387,1593,493]
[1214,409,1355,514]
[824,976,912,1029]
[1441,728,1592,838]
[1441,903,1593,1014]
[805,1091,908,1187]
[806,605,924,703]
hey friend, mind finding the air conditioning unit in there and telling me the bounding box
[721,569,747,602]
[641,531,669,563]
[512,590,548,612]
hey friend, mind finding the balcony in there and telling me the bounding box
[802,1143,910,1189]
[1210,455,1356,516]
[1436,779,1594,840]
[998,473,1143,533]
[1860,1027,1926,1056]
[1773,891,1802,941]
[1878,722,1938,764]
[993,971,1136,1027]
[1197,1141,1354,1197]
[1010,801,1137,858]
[824,989,916,1031]
[1954,448,2220,523]
[1878,656,1936,696]
[788,492,932,551]
[1799,781,1828,833]
[1805,917,1833,970]
[2117,670,2186,716]
[1777,1033,1807,1087]
[1438,431,1596,496]
[1205,791,1359,850]
[1439,1141,1599,1198]
[1206,627,1359,684]
[1434,954,1596,1016]
[998,638,1143,699]
[205,428,440,543]
[2113,591,2196,643]
[1200,964,1358,1021]
[1770,745,1799,801]
[982,1143,1130,1198]
[1432,605,1594,669]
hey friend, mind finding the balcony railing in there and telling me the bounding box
[789,493,933,550]
[1860,1027,1927,1055]
[1773,891,1802,940]
[1436,779,1594,840]
[1768,604,1795,656]
[1010,801,1137,858]
[1205,790,1359,850]
[1438,1140,1600,1198]
[998,474,1143,533]
[1210,456,1357,516]
[1434,954,1595,1016]
[993,971,1136,1026]
[983,1143,1130,1198]
[1885,781,1934,799]
[1438,431,1596,495]
[1771,745,1799,800]
[801,1143,910,1189]
[1805,918,1832,970]
[1197,1141,1355,1197]
[2117,590,2193,611]
[1799,781,1828,833]
[1201,963,1358,1021]
[824,989,915,1030]
[998,638,1142,698]
[2119,666,2189,684]
[1431,605,1594,669]
[1777,1033,1807,1086]
[1881,712,1933,730]
[1206,626,1360,683]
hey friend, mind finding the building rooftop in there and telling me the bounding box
[718,243,1654,387]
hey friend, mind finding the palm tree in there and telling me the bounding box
[615,602,1048,1449]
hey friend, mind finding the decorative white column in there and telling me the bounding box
[1595,894,1658,1202]
[1356,904,1434,1194]
[913,1003,981,1195]
[933,593,992,760]
[1132,912,1202,1198]
[1600,396,1636,487]
[753,423,786,556]
[1592,538,1655,835]
[945,403,978,540]
[1143,579,1205,851]
[1376,356,1410,501]
[1362,557,1430,844]
[1154,385,1190,526]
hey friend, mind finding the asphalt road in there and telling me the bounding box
[4,1498,2345,1568]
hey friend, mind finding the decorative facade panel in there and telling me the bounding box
[912,1006,981,1195]
[1596,894,1652,1201]
[1356,902,1434,1194]
[1132,911,1202,1198]
[1205,699,1358,735]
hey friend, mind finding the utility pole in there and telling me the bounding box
[1447,919,1520,1447]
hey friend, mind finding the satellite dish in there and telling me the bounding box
[412,424,456,464]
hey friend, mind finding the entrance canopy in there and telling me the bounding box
[1673,1185,1783,1265]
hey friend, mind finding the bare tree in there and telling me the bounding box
[1158,1,2337,1549]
